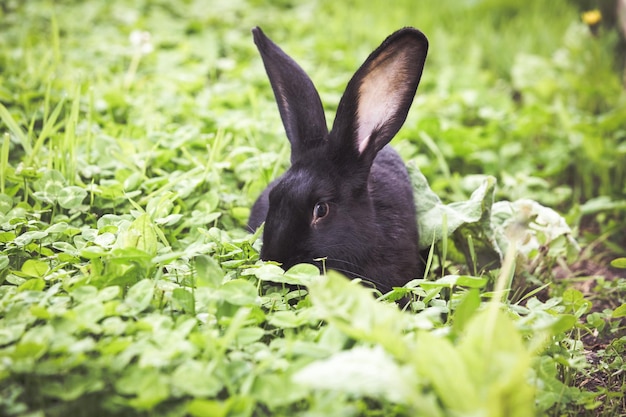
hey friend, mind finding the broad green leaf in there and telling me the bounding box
[451,288,481,335]
[458,308,535,417]
[172,288,195,315]
[117,367,169,410]
[146,193,176,219]
[94,232,116,247]
[308,272,410,359]
[549,314,578,334]
[195,254,224,288]
[0,231,16,243]
[0,323,26,345]
[187,399,229,417]
[14,230,48,246]
[0,193,13,214]
[246,263,286,283]
[234,326,265,345]
[80,245,108,259]
[409,163,497,250]
[52,241,78,256]
[246,263,319,286]
[252,373,308,408]
[283,263,320,285]
[21,259,50,277]
[154,213,183,226]
[69,285,98,302]
[46,222,69,234]
[40,372,104,401]
[217,279,259,306]
[18,278,45,291]
[13,325,54,360]
[57,186,87,209]
[410,163,504,271]
[118,279,154,316]
[610,257,626,269]
[579,196,626,215]
[612,303,626,318]
[32,169,66,204]
[0,254,10,270]
[72,299,106,328]
[171,361,223,397]
[267,310,310,328]
[116,213,158,255]
[414,331,478,412]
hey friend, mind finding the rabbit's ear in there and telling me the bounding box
[331,28,428,165]
[252,27,328,162]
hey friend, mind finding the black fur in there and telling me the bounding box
[248,27,428,294]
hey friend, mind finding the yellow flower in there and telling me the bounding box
[582,9,602,25]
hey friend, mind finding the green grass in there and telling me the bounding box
[1,0,625,416]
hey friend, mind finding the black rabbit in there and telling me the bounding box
[248,27,428,294]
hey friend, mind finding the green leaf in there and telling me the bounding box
[72,299,106,328]
[116,213,158,255]
[610,257,626,269]
[0,193,13,214]
[267,310,309,328]
[40,372,104,401]
[46,222,69,234]
[283,263,320,285]
[0,254,10,270]
[234,326,265,345]
[58,186,87,209]
[409,163,502,270]
[14,230,48,246]
[612,303,626,318]
[80,245,108,259]
[252,373,308,408]
[21,259,50,277]
[414,331,478,412]
[217,279,259,306]
[452,288,481,334]
[13,325,54,360]
[172,288,195,315]
[248,262,319,286]
[118,279,154,316]
[32,169,66,204]
[187,399,229,417]
[308,272,410,359]
[0,323,26,345]
[0,231,16,243]
[195,255,224,288]
[117,367,169,410]
[18,278,46,291]
[171,361,223,397]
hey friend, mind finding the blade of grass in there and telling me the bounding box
[0,102,31,156]
[1,133,9,194]
[30,88,66,167]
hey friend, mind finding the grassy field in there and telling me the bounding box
[1,0,625,416]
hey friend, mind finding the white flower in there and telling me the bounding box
[129,30,154,55]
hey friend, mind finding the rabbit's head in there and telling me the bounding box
[248,27,428,292]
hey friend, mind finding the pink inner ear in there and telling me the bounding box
[358,134,371,153]
[355,50,412,154]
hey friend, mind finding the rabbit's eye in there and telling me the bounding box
[313,202,329,220]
